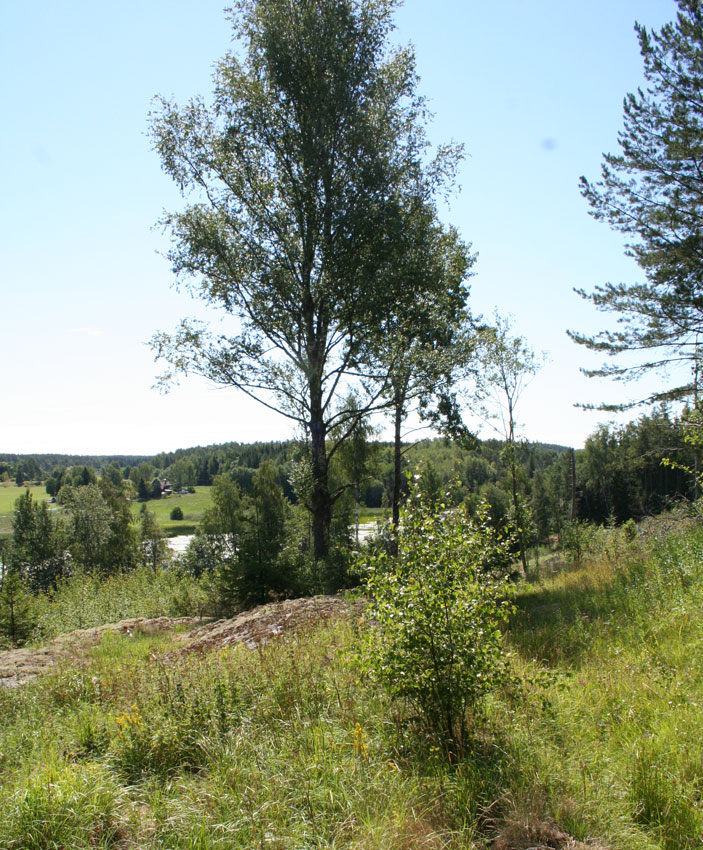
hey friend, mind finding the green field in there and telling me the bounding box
[129,487,213,536]
[0,485,213,539]
[357,506,390,523]
[0,485,53,537]
[0,488,390,542]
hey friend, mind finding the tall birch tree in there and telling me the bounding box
[150,0,446,561]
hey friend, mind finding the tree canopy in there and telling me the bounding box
[572,0,703,409]
[149,0,471,561]
[367,200,476,532]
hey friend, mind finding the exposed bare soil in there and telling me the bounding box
[0,616,199,687]
[0,595,358,687]
[178,594,359,652]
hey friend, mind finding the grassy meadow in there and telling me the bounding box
[0,484,213,539]
[503,517,703,849]
[129,487,213,536]
[357,506,390,523]
[0,485,52,537]
[1,512,702,847]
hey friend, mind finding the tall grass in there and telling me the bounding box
[1,512,703,847]
[500,516,703,848]
[30,566,215,640]
[0,620,483,848]
[0,759,125,850]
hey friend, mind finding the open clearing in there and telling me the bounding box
[0,484,213,538]
[129,485,212,536]
[0,485,52,536]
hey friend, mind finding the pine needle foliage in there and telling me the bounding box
[573,1,703,408]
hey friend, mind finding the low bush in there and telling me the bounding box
[361,489,514,758]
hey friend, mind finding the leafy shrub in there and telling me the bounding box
[170,506,184,521]
[622,518,638,543]
[559,519,596,564]
[361,490,514,758]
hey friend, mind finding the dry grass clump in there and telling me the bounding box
[492,815,606,850]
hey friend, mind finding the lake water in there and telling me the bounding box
[166,522,381,555]
[166,535,194,554]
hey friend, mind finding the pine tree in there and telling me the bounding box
[0,570,35,646]
[573,1,703,408]
[10,490,65,591]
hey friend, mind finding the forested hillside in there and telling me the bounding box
[2,405,696,534]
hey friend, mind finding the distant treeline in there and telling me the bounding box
[0,454,150,478]
[1,407,697,535]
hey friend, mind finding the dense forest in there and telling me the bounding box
[2,405,696,532]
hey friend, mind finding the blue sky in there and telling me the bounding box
[0,0,679,454]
